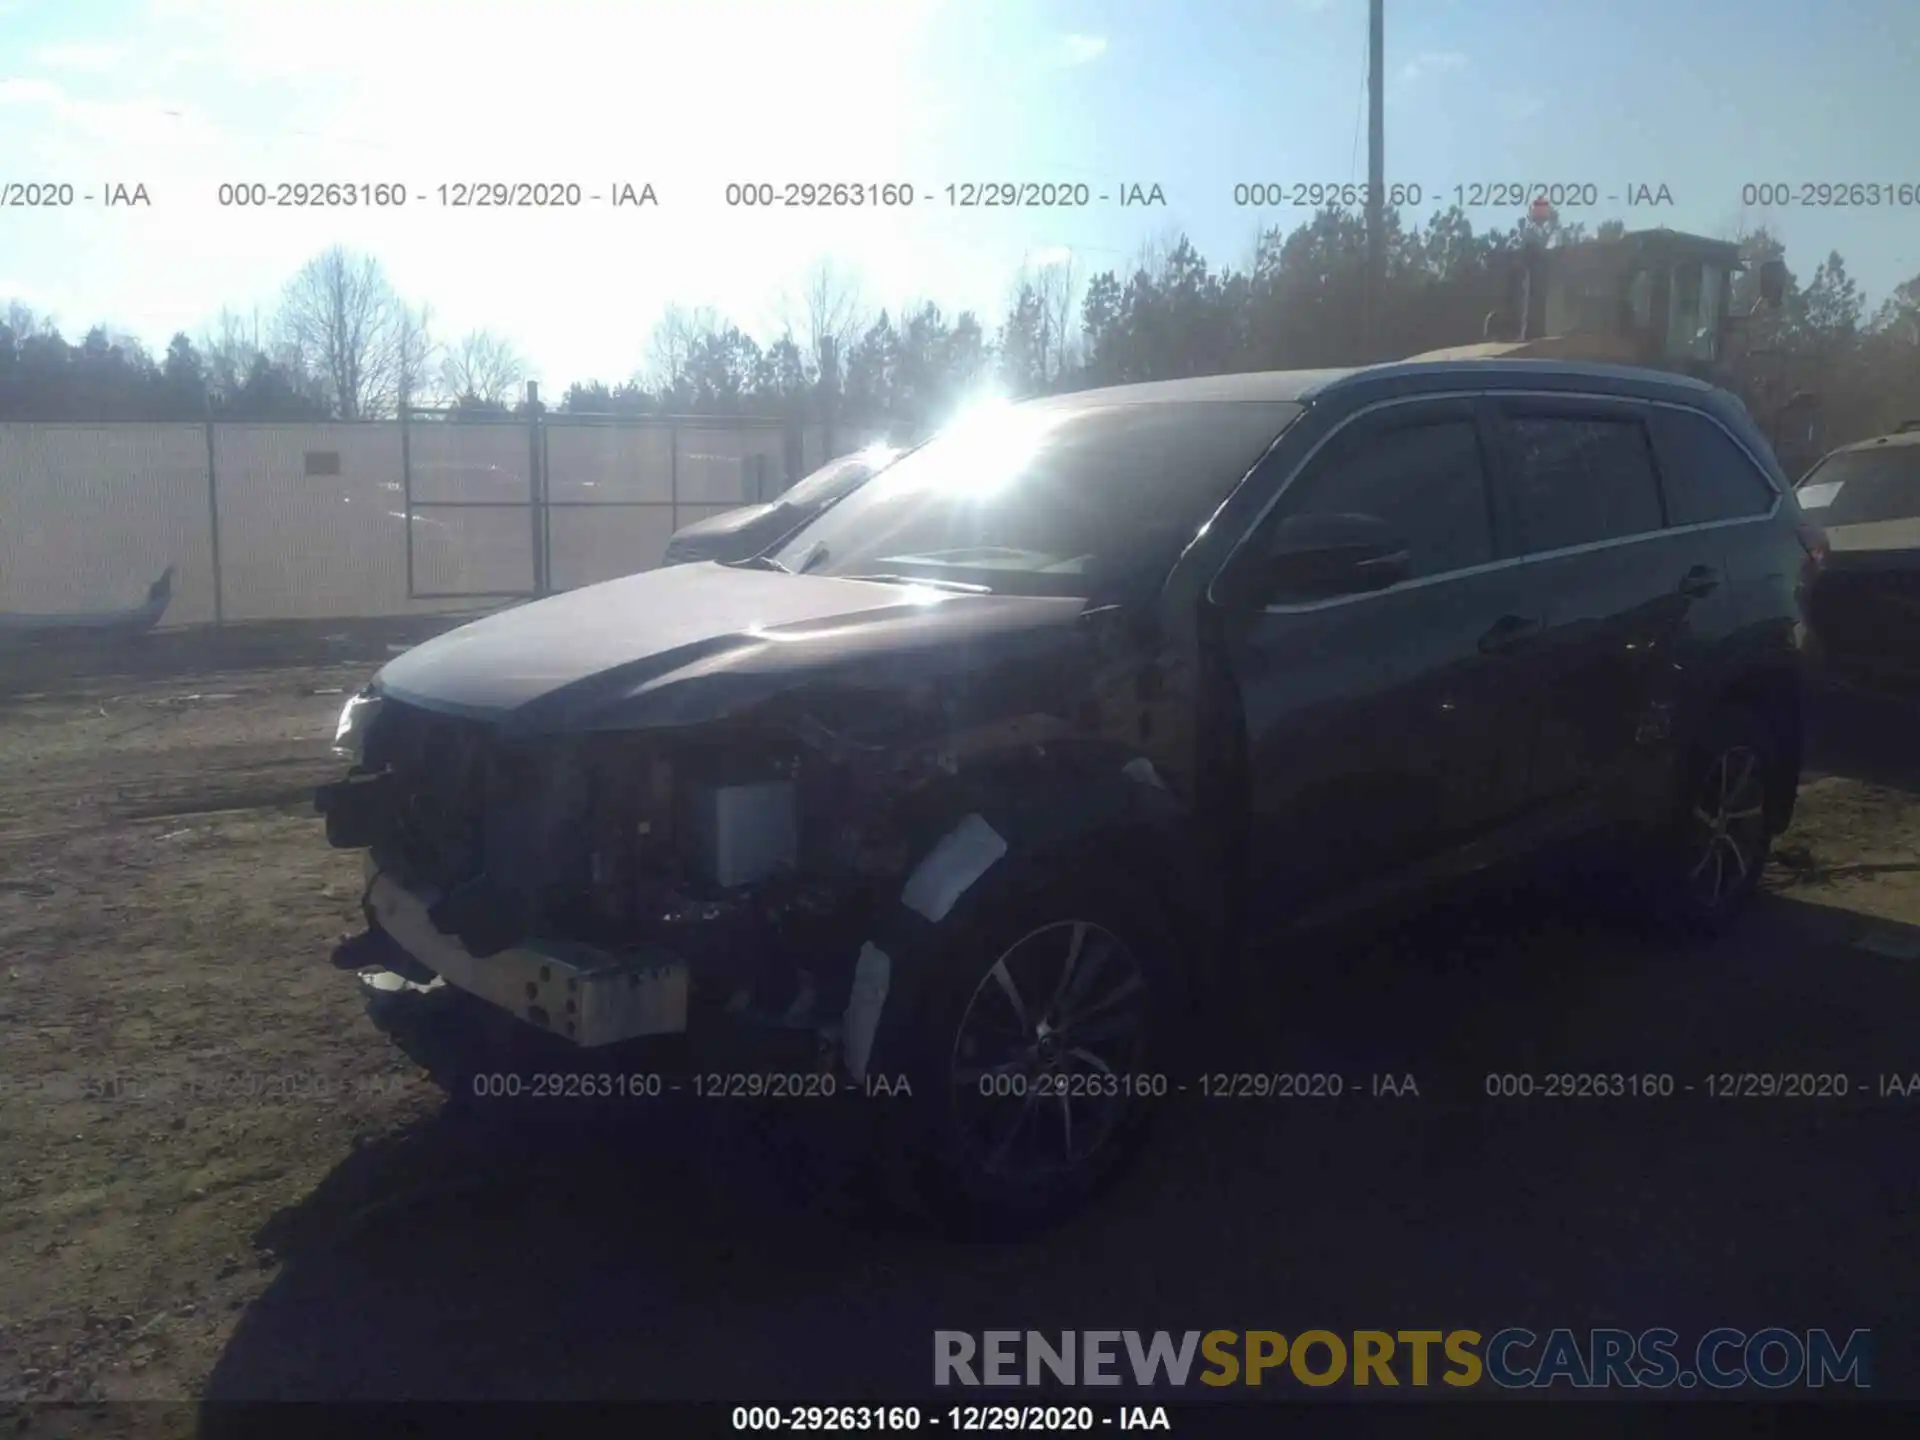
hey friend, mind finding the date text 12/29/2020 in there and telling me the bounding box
[212,182,659,208]
[455,1071,1423,1102]
[728,1405,1173,1433]
[719,182,1169,208]
[1229,181,1676,210]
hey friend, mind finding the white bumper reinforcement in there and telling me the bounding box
[363,862,689,1047]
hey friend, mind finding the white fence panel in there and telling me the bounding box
[0,423,217,626]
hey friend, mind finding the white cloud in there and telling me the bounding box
[1057,33,1107,66]
[31,41,134,74]
[1400,50,1467,84]
[0,79,223,151]
[0,78,67,108]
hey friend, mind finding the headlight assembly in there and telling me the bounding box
[332,689,382,760]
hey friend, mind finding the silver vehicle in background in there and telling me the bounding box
[662,446,900,565]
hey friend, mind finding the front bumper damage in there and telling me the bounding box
[360,858,690,1047]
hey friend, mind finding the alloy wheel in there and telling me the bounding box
[1687,744,1768,910]
[947,919,1151,1184]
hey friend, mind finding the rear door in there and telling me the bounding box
[1216,396,1541,927]
[1645,399,1787,673]
[1488,396,1715,819]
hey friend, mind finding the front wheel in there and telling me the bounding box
[1637,703,1778,934]
[869,870,1179,1236]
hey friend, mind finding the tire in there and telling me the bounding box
[1636,702,1778,935]
[866,863,1182,1237]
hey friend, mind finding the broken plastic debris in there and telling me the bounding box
[358,969,445,995]
[900,813,1008,923]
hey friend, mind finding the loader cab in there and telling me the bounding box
[1521,229,1746,376]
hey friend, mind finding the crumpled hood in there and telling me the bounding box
[375,561,1088,735]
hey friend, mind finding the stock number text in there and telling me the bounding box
[218,182,409,207]
[725,182,915,207]
[1741,182,1920,208]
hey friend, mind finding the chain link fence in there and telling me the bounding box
[0,411,842,628]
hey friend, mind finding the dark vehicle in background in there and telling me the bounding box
[317,361,1816,1232]
[660,447,896,565]
[1795,424,1920,697]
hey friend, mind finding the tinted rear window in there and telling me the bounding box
[1654,408,1777,525]
[1507,415,1665,554]
[1796,446,1920,525]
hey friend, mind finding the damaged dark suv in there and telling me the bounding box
[317,360,1818,1229]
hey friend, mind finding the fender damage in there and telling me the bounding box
[315,568,1203,1064]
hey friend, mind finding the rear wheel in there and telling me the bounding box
[1638,703,1777,934]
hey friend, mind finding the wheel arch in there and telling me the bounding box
[860,752,1229,1024]
[1710,664,1804,833]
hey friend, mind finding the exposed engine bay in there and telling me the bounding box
[315,617,1186,1049]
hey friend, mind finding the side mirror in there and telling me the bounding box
[1239,512,1411,604]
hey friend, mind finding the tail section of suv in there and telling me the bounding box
[317,360,1814,1232]
[1793,427,1920,697]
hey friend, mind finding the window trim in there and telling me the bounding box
[1207,389,1782,616]
[1253,398,1501,587]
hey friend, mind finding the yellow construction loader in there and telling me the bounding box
[1407,225,1785,374]
[1406,222,1809,460]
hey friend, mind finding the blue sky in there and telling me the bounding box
[2,0,1916,389]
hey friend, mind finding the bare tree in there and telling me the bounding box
[640,303,720,395]
[783,259,867,387]
[440,328,527,406]
[395,301,440,408]
[275,247,426,418]
[200,306,274,396]
[3,300,54,339]
[1032,256,1080,382]
[1130,225,1187,281]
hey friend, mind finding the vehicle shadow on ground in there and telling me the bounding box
[200,873,1920,1406]
[1807,688,1920,797]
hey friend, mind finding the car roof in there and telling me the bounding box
[1033,358,1721,411]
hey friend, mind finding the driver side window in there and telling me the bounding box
[1272,415,1496,580]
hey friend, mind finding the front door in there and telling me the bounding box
[1213,397,1541,935]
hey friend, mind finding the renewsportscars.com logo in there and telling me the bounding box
[934,1328,1872,1391]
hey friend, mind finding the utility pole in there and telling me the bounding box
[1364,0,1385,359]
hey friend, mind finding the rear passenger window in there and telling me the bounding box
[1507,416,1664,554]
[1655,408,1777,524]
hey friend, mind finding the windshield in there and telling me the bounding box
[768,399,1301,596]
[1796,446,1920,525]
[777,448,895,509]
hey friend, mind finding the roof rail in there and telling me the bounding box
[1897,420,1920,434]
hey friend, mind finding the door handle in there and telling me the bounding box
[1477,613,1540,655]
[1679,565,1721,598]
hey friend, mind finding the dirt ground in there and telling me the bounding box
[1,627,1917,1410]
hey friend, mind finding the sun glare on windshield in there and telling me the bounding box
[872,398,1064,505]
